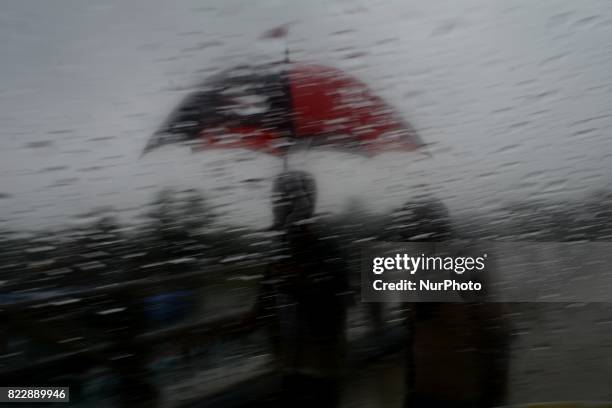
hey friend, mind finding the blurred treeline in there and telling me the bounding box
[1,189,612,293]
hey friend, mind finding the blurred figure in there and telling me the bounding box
[394,199,511,408]
[392,198,453,242]
[92,287,159,408]
[247,170,352,408]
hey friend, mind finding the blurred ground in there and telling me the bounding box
[336,303,612,407]
[168,302,612,407]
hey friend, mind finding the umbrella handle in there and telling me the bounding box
[282,137,315,172]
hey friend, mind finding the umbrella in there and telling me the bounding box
[143,61,426,163]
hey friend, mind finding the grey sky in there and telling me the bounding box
[1,0,612,230]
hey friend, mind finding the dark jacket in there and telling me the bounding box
[254,226,351,377]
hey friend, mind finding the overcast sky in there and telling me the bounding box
[1,0,612,231]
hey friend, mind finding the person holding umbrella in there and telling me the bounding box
[142,51,427,407]
[244,170,353,408]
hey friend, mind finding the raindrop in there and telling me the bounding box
[24,140,53,149]
[431,19,461,36]
[572,15,600,28]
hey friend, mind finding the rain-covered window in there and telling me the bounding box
[1,1,612,407]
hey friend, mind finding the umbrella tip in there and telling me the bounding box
[140,131,185,158]
[140,135,162,158]
[260,23,292,40]
[419,142,434,158]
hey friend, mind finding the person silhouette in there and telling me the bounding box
[393,198,511,408]
[248,170,352,408]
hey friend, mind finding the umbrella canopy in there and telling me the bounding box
[144,62,425,157]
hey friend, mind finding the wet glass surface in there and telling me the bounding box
[1,1,612,406]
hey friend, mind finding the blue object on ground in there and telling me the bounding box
[143,290,195,326]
